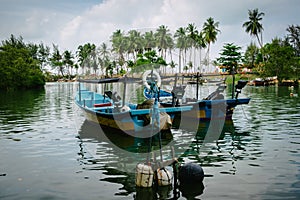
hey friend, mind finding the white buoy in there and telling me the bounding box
[136,164,154,187]
[156,167,173,186]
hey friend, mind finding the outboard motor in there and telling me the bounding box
[235,80,248,99]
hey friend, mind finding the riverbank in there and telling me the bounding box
[46,72,299,87]
[225,73,300,86]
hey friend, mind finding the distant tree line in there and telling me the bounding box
[217,9,300,83]
[0,17,221,91]
[1,9,299,90]
[0,35,45,90]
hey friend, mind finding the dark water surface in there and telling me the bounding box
[1,82,299,199]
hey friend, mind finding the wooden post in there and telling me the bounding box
[231,67,235,99]
[79,82,81,102]
[122,76,127,106]
[196,72,199,100]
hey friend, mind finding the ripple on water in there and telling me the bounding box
[1,83,300,200]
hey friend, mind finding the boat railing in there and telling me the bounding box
[129,106,193,116]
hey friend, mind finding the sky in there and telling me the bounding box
[1,0,300,60]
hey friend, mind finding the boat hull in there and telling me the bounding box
[161,98,251,122]
[75,92,191,135]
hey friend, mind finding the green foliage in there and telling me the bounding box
[262,38,296,82]
[202,17,220,46]
[119,68,126,75]
[50,44,64,76]
[243,8,265,48]
[286,24,300,56]
[0,35,45,90]
[130,50,167,73]
[217,43,242,73]
[244,42,262,68]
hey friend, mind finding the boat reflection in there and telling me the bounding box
[196,118,235,140]
[78,120,173,153]
[179,119,250,177]
[77,118,240,199]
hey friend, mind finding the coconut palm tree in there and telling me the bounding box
[143,31,156,52]
[187,61,193,73]
[174,27,187,73]
[62,50,74,79]
[155,25,173,73]
[37,42,50,71]
[202,17,220,72]
[51,44,64,76]
[98,42,110,75]
[183,65,189,73]
[111,29,126,70]
[286,24,300,56]
[169,60,177,74]
[243,8,265,49]
[195,31,207,73]
[244,42,260,68]
[77,43,96,74]
[155,25,172,59]
[186,23,198,72]
[127,30,142,61]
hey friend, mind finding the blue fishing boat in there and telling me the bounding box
[142,72,250,121]
[76,70,250,135]
[75,77,192,135]
[143,87,173,99]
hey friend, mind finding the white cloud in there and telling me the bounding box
[1,0,300,59]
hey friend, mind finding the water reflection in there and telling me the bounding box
[77,120,175,198]
[70,83,300,199]
[77,117,245,199]
[2,83,299,199]
[177,119,253,176]
[0,88,45,137]
[0,89,45,122]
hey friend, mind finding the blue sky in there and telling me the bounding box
[1,0,300,59]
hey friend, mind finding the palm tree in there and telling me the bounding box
[244,42,260,68]
[286,25,300,80]
[98,42,110,75]
[155,25,173,59]
[169,60,177,74]
[155,25,173,73]
[183,65,189,73]
[187,61,193,73]
[51,44,64,76]
[127,30,142,61]
[195,31,207,73]
[76,43,96,74]
[186,23,198,72]
[286,24,300,56]
[202,17,220,72]
[243,8,265,49]
[166,35,175,72]
[63,50,74,79]
[111,29,126,70]
[143,31,156,52]
[37,42,50,71]
[174,27,187,73]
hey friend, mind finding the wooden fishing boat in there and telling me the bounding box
[143,73,250,122]
[75,77,193,135]
[157,93,250,121]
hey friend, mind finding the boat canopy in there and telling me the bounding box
[77,77,141,84]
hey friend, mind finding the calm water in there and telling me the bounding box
[0,82,300,200]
